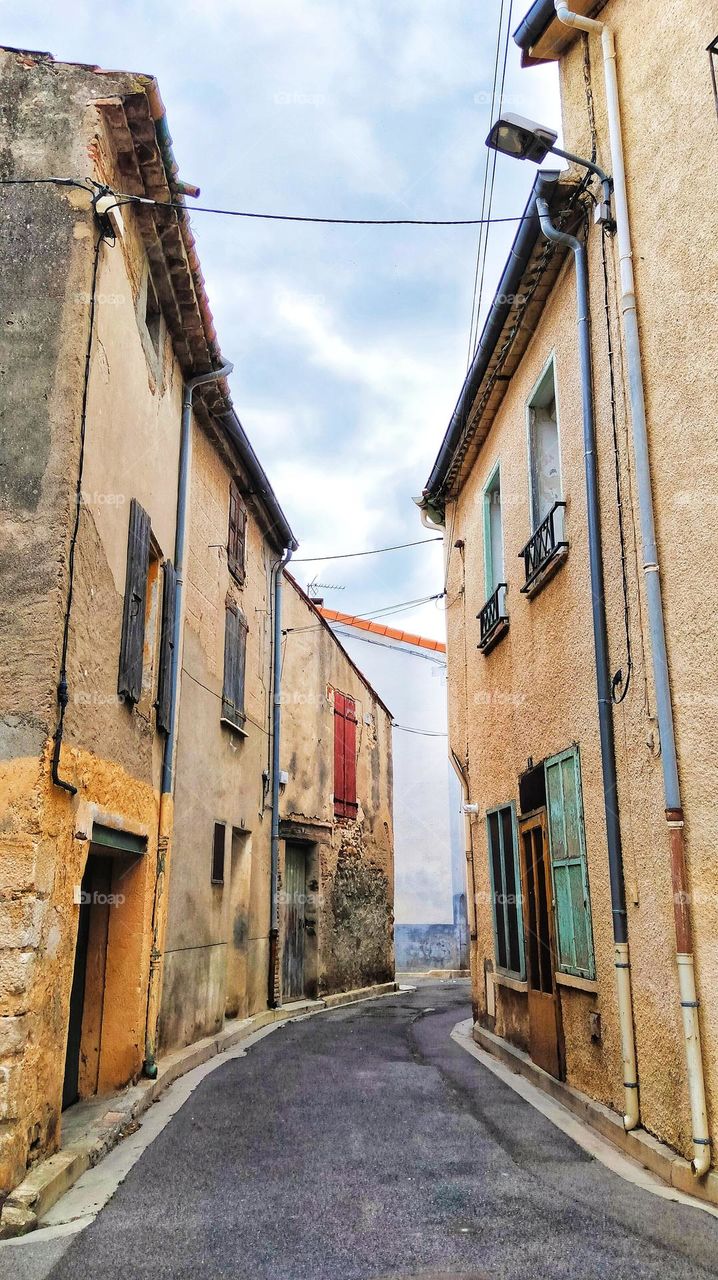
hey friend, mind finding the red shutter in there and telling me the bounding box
[344,696,357,815]
[334,690,346,817]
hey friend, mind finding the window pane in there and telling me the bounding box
[487,812,507,970]
[500,807,520,974]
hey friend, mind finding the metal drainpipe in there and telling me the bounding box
[536,197,639,1132]
[268,547,293,1009]
[143,360,233,1078]
[554,0,711,1176]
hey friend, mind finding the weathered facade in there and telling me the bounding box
[420,0,718,1185]
[280,578,394,999]
[0,45,394,1213]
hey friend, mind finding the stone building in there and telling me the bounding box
[318,609,468,974]
[418,0,718,1195]
[0,45,394,1210]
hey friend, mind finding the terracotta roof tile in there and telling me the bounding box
[318,608,446,653]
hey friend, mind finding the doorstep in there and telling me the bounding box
[472,1022,718,1210]
[0,980,398,1239]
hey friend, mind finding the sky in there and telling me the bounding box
[4,0,560,640]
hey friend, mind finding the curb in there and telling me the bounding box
[472,1022,718,1210]
[0,981,398,1238]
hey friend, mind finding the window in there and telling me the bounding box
[144,271,162,357]
[478,461,509,652]
[333,691,357,819]
[483,462,504,595]
[527,357,562,531]
[118,499,151,705]
[222,601,248,731]
[211,822,226,885]
[545,747,595,979]
[227,480,247,585]
[486,803,524,977]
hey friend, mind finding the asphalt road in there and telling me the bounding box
[6,981,718,1280]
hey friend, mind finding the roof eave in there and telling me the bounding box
[424,169,564,506]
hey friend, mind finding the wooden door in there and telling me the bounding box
[282,843,307,1001]
[518,811,563,1079]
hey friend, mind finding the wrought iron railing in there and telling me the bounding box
[519,501,568,595]
[478,583,509,653]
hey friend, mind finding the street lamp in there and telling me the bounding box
[486,111,613,216]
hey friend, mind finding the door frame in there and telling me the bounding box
[518,808,565,1080]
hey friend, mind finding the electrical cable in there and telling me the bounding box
[292,536,442,562]
[466,0,507,367]
[392,724,448,738]
[471,0,514,363]
[284,591,446,636]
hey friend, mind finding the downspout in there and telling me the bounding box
[143,359,233,1077]
[268,547,293,1009]
[536,197,639,1132]
[450,752,479,996]
[554,0,711,1176]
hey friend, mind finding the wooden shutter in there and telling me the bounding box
[545,747,595,979]
[333,691,358,818]
[333,690,346,816]
[118,498,151,704]
[222,602,247,729]
[227,480,247,584]
[343,696,358,816]
[155,559,176,733]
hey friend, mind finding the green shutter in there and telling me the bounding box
[545,747,595,979]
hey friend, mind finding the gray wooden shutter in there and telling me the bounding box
[118,498,151,704]
[156,559,177,733]
[228,481,247,584]
[222,603,247,728]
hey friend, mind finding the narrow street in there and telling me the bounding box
[5,983,718,1280]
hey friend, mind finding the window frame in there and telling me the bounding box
[485,801,525,980]
[544,745,596,980]
[525,351,564,534]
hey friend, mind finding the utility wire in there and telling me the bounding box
[292,536,442,562]
[0,178,545,229]
[466,0,507,366]
[393,723,448,738]
[284,591,446,635]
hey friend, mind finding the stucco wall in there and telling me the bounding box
[281,580,395,995]
[446,0,718,1164]
[159,424,277,1049]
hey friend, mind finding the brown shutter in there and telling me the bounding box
[118,498,151,704]
[156,559,177,733]
[228,480,247,584]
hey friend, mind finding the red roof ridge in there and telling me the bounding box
[318,607,446,653]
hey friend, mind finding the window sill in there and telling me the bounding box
[493,971,528,994]
[220,714,248,738]
[555,971,598,994]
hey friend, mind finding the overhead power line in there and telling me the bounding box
[292,536,442,563]
[0,177,538,229]
[393,723,448,738]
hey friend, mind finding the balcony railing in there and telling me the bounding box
[519,501,568,597]
[478,583,509,653]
